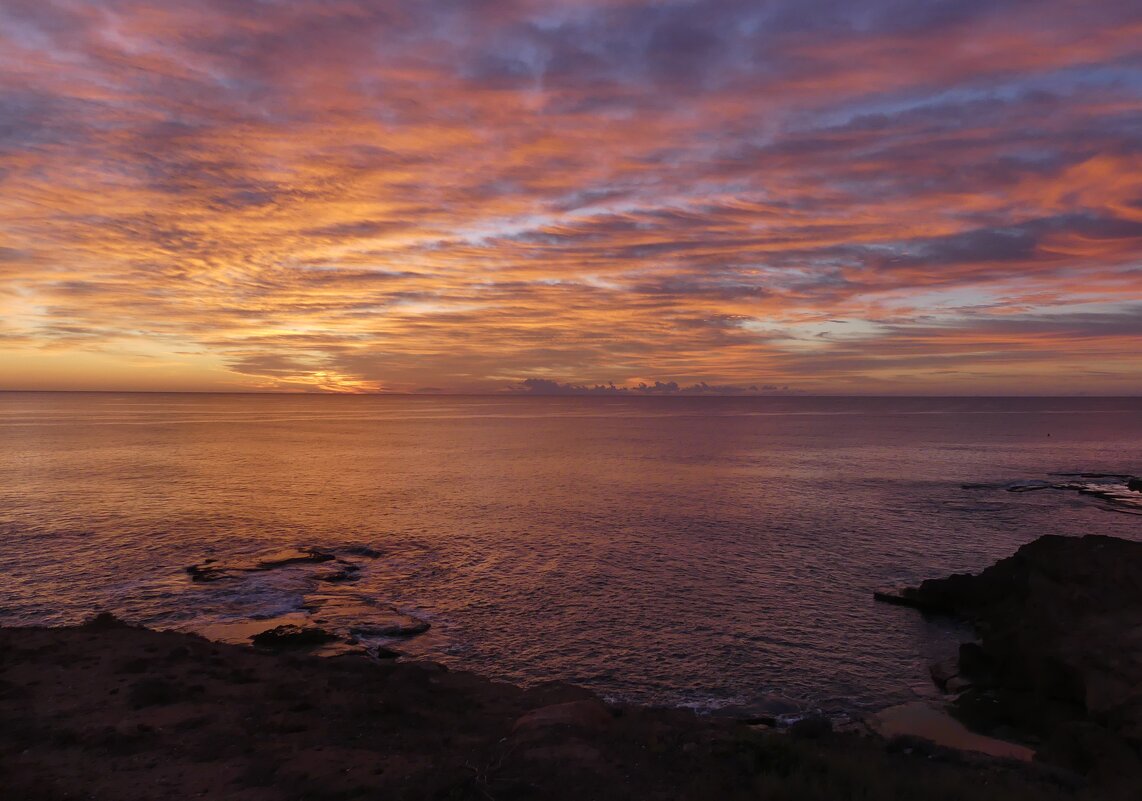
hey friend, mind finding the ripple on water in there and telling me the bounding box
[2,394,1141,717]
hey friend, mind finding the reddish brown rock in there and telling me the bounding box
[512,699,614,734]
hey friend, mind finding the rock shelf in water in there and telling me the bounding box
[185,546,337,582]
[961,475,1142,515]
[185,544,382,583]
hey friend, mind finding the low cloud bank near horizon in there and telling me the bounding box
[510,379,801,396]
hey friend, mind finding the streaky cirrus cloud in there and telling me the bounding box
[0,0,1140,393]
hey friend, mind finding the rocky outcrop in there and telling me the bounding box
[186,547,336,582]
[0,621,1114,800]
[250,624,338,650]
[314,563,361,583]
[301,592,432,641]
[876,534,1142,776]
[963,475,1142,514]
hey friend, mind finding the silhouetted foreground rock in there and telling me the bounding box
[0,617,1107,801]
[876,534,1142,779]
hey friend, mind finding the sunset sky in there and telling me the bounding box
[1,0,1140,394]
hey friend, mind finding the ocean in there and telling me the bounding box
[2,392,1139,717]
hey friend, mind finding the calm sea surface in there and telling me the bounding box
[2,393,1140,716]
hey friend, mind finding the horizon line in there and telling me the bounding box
[2,389,1139,399]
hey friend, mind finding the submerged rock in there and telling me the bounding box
[315,562,362,583]
[251,624,338,650]
[300,593,430,640]
[350,614,430,638]
[343,545,383,559]
[968,474,1142,513]
[254,547,336,569]
[186,547,336,582]
[185,559,226,582]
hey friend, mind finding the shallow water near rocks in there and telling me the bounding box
[1,393,1140,717]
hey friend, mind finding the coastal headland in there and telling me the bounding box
[874,534,1142,783]
[3,534,1141,800]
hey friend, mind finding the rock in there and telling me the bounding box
[883,534,1142,774]
[350,614,430,638]
[343,545,383,558]
[957,642,993,680]
[315,562,361,583]
[251,625,338,650]
[740,695,802,725]
[84,612,128,629]
[754,694,802,717]
[929,657,959,691]
[788,715,833,739]
[521,742,603,764]
[1127,477,1142,493]
[1005,481,1055,493]
[300,595,430,639]
[872,588,957,615]
[1040,720,1142,778]
[945,676,974,695]
[373,646,403,660]
[186,547,336,582]
[512,700,613,734]
[128,678,181,708]
[254,547,335,570]
[186,563,226,582]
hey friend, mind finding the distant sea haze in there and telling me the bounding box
[1,393,1139,716]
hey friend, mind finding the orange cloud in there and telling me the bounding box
[1,0,1140,394]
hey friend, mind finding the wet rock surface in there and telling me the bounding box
[876,534,1142,778]
[186,547,336,582]
[0,618,1096,801]
[963,475,1142,515]
[181,545,431,656]
[301,592,432,641]
[250,624,338,650]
